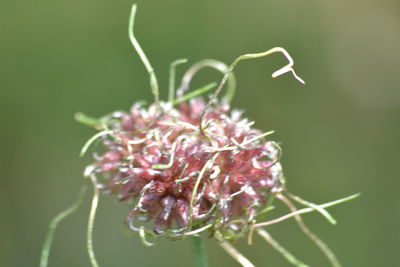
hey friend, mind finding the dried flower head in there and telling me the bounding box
[40,5,359,267]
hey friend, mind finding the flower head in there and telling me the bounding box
[77,3,310,245]
[88,97,284,239]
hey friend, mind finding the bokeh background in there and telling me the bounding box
[1,0,399,266]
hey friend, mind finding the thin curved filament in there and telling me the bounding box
[129,4,159,104]
[277,194,342,267]
[177,59,237,103]
[200,47,305,134]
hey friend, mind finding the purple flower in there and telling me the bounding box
[89,98,283,238]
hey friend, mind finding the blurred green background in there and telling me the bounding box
[1,0,399,266]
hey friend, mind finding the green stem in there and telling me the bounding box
[87,175,100,267]
[129,4,159,104]
[75,112,104,128]
[169,58,188,103]
[192,237,208,267]
[173,82,217,106]
[256,228,309,267]
[39,185,87,267]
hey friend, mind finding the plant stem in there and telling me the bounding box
[173,82,217,106]
[192,237,208,267]
[256,228,309,267]
[218,240,254,267]
[39,185,87,267]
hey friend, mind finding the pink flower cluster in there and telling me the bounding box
[90,98,284,238]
